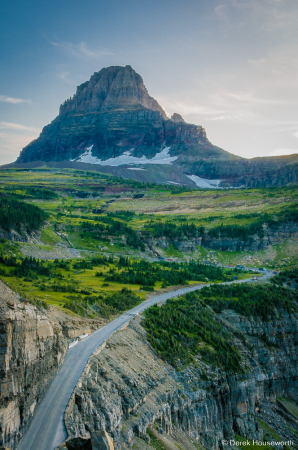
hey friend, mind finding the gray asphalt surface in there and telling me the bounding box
[17,269,273,450]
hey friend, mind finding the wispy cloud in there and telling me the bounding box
[0,121,40,133]
[224,91,296,106]
[0,123,41,164]
[56,71,75,85]
[214,0,298,32]
[159,89,298,127]
[210,111,298,127]
[0,95,31,104]
[156,96,226,118]
[49,39,113,59]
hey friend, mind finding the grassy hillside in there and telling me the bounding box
[0,249,250,314]
[0,168,297,315]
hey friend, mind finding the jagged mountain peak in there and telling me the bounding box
[59,65,167,119]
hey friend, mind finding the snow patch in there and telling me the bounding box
[127,167,146,171]
[186,174,222,189]
[166,181,182,185]
[74,146,177,166]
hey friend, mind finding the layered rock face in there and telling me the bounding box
[64,312,298,450]
[17,65,218,166]
[14,65,298,187]
[0,281,104,449]
[142,222,298,253]
[0,227,42,244]
[202,222,298,252]
[144,234,203,253]
[0,281,67,449]
[59,65,167,118]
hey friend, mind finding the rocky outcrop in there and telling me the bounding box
[0,281,67,449]
[142,222,298,254]
[0,281,104,449]
[171,113,185,123]
[0,227,42,244]
[143,234,202,253]
[202,222,298,252]
[57,431,114,450]
[60,65,166,118]
[63,309,298,450]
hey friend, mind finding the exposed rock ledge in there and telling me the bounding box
[143,222,298,253]
[0,280,105,449]
[63,311,298,450]
[0,227,42,244]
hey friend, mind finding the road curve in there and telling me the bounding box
[17,270,273,450]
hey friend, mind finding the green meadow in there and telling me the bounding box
[0,168,297,315]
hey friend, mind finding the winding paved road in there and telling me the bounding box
[17,269,273,450]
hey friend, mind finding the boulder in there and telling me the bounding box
[65,437,92,450]
[91,431,114,450]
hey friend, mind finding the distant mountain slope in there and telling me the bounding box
[10,65,298,187]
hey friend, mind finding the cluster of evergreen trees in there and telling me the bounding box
[67,287,141,318]
[104,259,233,287]
[0,254,50,278]
[141,206,298,243]
[80,219,145,250]
[208,223,263,239]
[26,187,58,199]
[199,283,297,319]
[208,207,298,239]
[73,256,114,270]
[143,293,243,372]
[107,210,135,221]
[143,280,297,372]
[0,198,48,233]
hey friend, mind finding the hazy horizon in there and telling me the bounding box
[1,0,298,165]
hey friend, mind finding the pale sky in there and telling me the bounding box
[1,0,298,164]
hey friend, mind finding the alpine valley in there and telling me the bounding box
[0,65,298,450]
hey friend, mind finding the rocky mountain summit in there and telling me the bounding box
[12,65,298,187]
[59,65,167,118]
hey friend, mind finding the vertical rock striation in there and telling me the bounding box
[64,311,298,449]
[0,281,68,449]
[0,281,103,449]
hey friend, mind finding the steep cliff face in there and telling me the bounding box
[63,310,298,450]
[59,65,167,118]
[0,281,67,449]
[202,222,298,252]
[17,66,220,166]
[142,223,298,253]
[0,227,41,244]
[0,281,103,449]
[145,234,203,253]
